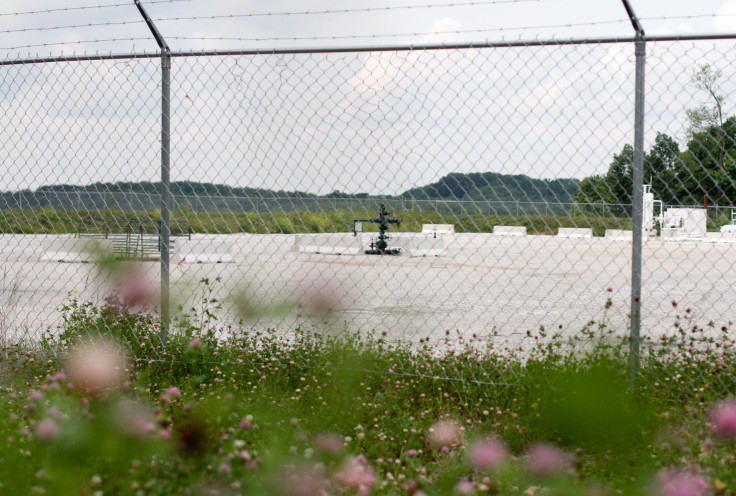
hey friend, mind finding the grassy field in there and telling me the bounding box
[0,278,734,495]
[0,207,633,236]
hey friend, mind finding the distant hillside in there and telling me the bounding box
[401,172,580,203]
[3,173,580,210]
[36,181,318,199]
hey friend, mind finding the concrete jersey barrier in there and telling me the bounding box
[421,224,455,235]
[391,235,444,257]
[178,238,234,263]
[293,233,363,255]
[492,226,527,236]
[40,236,114,262]
[704,232,736,243]
[604,229,633,240]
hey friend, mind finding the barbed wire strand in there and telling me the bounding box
[166,19,631,44]
[149,0,556,22]
[0,0,191,18]
[0,19,631,52]
[0,37,154,52]
[0,19,144,36]
[0,0,555,37]
[1,9,735,52]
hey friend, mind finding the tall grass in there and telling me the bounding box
[0,207,632,236]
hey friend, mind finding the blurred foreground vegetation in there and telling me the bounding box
[0,283,734,495]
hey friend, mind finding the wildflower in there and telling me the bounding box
[239,418,253,430]
[711,400,736,439]
[654,468,709,496]
[36,419,59,441]
[280,465,332,496]
[188,337,201,349]
[525,443,569,477]
[114,269,155,308]
[335,455,376,494]
[454,480,475,494]
[66,339,126,394]
[115,400,156,438]
[165,386,181,397]
[429,420,463,448]
[468,437,507,471]
[315,432,343,456]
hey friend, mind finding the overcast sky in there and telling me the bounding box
[3,1,736,195]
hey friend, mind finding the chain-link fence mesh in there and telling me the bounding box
[2,37,736,379]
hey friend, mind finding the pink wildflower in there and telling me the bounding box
[428,420,463,448]
[114,269,155,308]
[654,469,709,496]
[281,465,332,496]
[66,339,126,394]
[526,443,569,476]
[239,418,253,430]
[711,400,736,439]
[188,337,201,349]
[468,437,507,471]
[314,432,344,455]
[165,386,181,397]
[36,419,59,441]
[114,400,156,437]
[454,480,475,494]
[335,455,376,494]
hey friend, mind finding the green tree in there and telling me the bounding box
[676,116,736,206]
[573,144,632,216]
[573,133,680,215]
[686,64,725,171]
[680,64,732,205]
[645,133,680,206]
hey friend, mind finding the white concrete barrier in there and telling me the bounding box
[704,232,736,243]
[178,238,234,263]
[402,235,445,257]
[40,237,113,262]
[293,233,363,255]
[421,224,455,235]
[492,226,527,236]
[604,229,633,241]
[557,228,593,239]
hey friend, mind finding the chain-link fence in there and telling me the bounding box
[3,28,736,378]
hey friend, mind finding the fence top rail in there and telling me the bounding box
[3,32,736,66]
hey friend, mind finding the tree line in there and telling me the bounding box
[575,65,736,214]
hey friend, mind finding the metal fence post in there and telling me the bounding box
[629,28,646,385]
[135,0,171,347]
[160,52,172,345]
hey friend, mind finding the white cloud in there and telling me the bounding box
[714,0,736,31]
[418,17,462,44]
